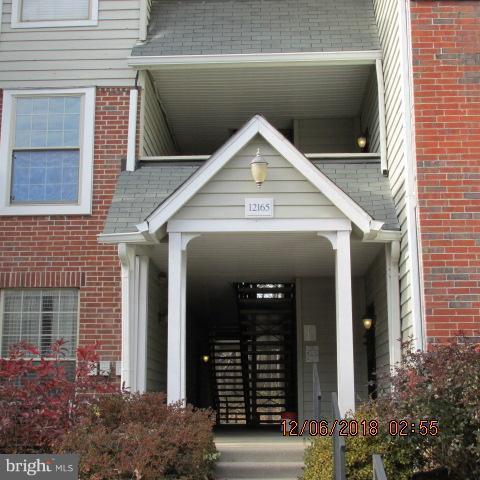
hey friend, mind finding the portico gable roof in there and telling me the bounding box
[141,115,383,237]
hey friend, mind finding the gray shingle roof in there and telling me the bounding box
[102,160,399,234]
[132,0,380,57]
[313,161,399,231]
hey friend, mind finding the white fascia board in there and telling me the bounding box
[128,50,383,69]
[146,116,260,232]
[167,218,352,234]
[97,232,151,244]
[362,229,402,243]
[256,116,376,234]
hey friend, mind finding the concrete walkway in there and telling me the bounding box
[214,426,310,480]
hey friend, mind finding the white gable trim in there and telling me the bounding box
[145,115,382,235]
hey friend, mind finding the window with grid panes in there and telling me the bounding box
[10,96,82,204]
[1,290,78,360]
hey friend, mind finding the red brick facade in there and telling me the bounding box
[411,1,480,342]
[0,87,136,361]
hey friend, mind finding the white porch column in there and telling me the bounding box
[335,230,355,416]
[135,255,149,392]
[118,244,149,392]
[167,232,187,404]
[386,241,402,366]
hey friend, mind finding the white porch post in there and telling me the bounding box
[167,232,187,404]
[335,230,355,416]
[118,244,149,392]
[118,244,135,389]
[386,241,402,366]
[136,255,149,392]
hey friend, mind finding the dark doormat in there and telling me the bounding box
[412,468,451,480]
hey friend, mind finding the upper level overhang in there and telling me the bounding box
[132,0,381,60]
[128,50,382,70]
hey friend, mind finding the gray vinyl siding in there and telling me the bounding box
[294,118,359,153]
[360,71,381,154]
[140,72,177,156]
[172,136,345,222]
[146,261,167,392]
[364,250,390,391]
[298,277,368,421]
[373,0,413,339]
[0,0,140,88]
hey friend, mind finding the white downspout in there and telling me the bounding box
[126,88,139,172]
[386,240,402,365]
[375,59,388,174]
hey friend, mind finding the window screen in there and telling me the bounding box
[21,0,90,22]
[1,289,78,359]
[10,96,81,204]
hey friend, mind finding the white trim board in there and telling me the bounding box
[145,115,383,235]
[129,50,383,69]
[0,88,96,216]
[167,218,352,233]
[0,1,3,35]
[139,152,382,162]
[10,0,99,29]
[398,0,424,350]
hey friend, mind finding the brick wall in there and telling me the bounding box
[0,87,136,361]
[411,1,480,343]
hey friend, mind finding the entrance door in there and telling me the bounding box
[209,283,297,426]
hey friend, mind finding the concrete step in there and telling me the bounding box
[215,461,303,479]
[217,444,305,463]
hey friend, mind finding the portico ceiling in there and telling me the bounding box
[150,232,383,287]
[148,63,374,154]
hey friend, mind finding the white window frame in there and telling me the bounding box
[0,289,80,361]
[11,0,98,29]
[0,88,95,215]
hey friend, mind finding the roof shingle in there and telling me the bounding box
[102,160,399,234]
[132,0,380,57]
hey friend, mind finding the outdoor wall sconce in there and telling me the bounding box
[250,148,268,188]
[362,304,375,330]
[362,315,373,330]
[357,128,369,152]
[201,354,210,363]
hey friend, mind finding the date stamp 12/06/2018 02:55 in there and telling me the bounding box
[281,419,439,437]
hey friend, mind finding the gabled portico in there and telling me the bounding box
[106,115,395,417]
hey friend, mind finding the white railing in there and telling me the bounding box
[138,152,381,162]
[312,362,322,420]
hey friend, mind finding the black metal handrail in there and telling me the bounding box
[332,392,346,480]
[313,362,322,420]
[373,454,388,480]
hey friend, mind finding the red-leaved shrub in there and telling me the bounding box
[0,340,116,453]
[380,340,480,480]
[0,341,218,479]
[58,393,217,480]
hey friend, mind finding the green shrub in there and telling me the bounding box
[59,392,217,480]
[301,403,417,480]
[302,340,480,480]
